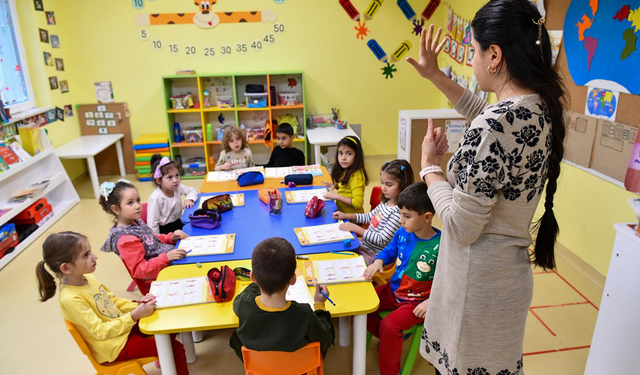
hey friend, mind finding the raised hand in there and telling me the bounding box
[406,24,447,81]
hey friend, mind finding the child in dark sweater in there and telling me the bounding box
[265,123,305,167]
[229,237,334,359]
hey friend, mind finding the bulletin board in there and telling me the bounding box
[545,0,639,182]
[78,103,135,175]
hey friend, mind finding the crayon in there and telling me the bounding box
[391,40,412,62]
[365,0,384,20]
[421,0,440,22]
[340,0,360,21]
[397,0,416,21]
[367,39,388,62]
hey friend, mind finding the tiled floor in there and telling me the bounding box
[0,155,603,374]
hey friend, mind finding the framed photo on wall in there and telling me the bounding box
[443,34,451,54]
[449,39,458,60]
[466,46,474,66]
[455,44,466,64]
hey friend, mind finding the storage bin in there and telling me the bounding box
[182,157,206,176]
[278,92,299,106]
[244,92,268,108]
[12,198,52,226]
[216,95,234,108]
[183,128,203,143]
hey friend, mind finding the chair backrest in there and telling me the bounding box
[65,320,97,362]
[120,259,150,295]
[140,202,148,224]
[242,342,324,375]
[370,186,382,210]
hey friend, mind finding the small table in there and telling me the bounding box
[55,134,126,199]
[139,254,379,375]
[306,126,358,165]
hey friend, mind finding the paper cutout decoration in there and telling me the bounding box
[457,17,464,41]
[340,0,360,21]
[585,86,619,121]
[134,2,276,29]
[381,62,397,79]
[451,14,457,40]
[365,0,383,20]
[443,34,451,54]
[446,7,454,32]
[367,39,388,62]
[421,0,440,21]
[391,40,411,62]
[449,39,458,60]
[412,19,424,36]
[95,81,114,103]
[462,22,471,45]
[288,78,297,88]
[456,44,466,64]
[132,0,144,9]
[355,21,369,40]
[397,0,416,21]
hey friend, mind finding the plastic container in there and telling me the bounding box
[278,92,299,106]
[182,157,207,176]
[183,128,203,143]
[206,123,213,142]
[173,122,182,143]
[216,95,234,108]
[244,92,268,108]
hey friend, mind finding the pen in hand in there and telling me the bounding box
[319,289,336,306]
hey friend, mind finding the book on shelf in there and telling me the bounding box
[198,193,245,209]
[302,256,368,285]
[206,166,265,182]
[293,221,355,246]
[177,234,236,256]
[265,164,322,179]
[9,179,51,203]
[149,276,215,309]
[285,188,330,204]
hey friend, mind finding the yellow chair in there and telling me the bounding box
[372,263,396,286]
[241,342,324,375]
[64,320,156,375]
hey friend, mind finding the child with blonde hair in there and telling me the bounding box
[215,126,254,170]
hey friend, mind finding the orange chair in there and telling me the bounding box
[372,263,396,286]
[369,186,382,210]
[64,320,156,375]
[241,342,324,375]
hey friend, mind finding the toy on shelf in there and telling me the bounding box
[132,133,170,181]
[203,90,211,108]
[216,95,234,108]
[170,93,196,110]
[184,128,203,143]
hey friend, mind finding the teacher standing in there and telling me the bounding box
[406,0,566,374]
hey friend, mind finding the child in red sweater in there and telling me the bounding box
[99,180,188,294]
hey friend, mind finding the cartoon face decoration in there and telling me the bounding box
[94,285,120,319]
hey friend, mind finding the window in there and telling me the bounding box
[0,0,35,113]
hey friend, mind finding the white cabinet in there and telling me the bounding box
[0,129,80,270]
[585,223,640,374]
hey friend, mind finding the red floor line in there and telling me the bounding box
[533,271,552,275]
[524,345,590,356]
[552,271,600,311]
[530,301,590,310]
[529,308,556,336]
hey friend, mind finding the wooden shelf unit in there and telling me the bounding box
[163,72,307,175]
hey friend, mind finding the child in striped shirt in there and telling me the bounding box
[334,160,414,264]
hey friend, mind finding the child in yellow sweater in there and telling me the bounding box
[323,136,369,214]
[36,231,189,374]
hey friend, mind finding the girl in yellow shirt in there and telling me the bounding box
[35,231,189,374]
[323,136,369,214]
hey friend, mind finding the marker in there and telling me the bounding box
[319,289,336,306]
[332,251,353,255]
[367,39,388,62]
[397,0,416,21]
[421,0,440,22]
[391,40,412,62]
[186,250,192,254]
[365,0,384,20]
[340,0,360,21]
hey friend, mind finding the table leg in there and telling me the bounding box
[87,156,100,200]
[155,334,177,375]
[180,331,197,364]
[115,140,126,177]
[352,314,367,375]
[339,316,350,347]
[192,330,204,343]
[314,144,321,165]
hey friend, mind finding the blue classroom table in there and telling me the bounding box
[172,186,360,264]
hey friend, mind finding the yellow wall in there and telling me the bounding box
[16,0,449,180]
